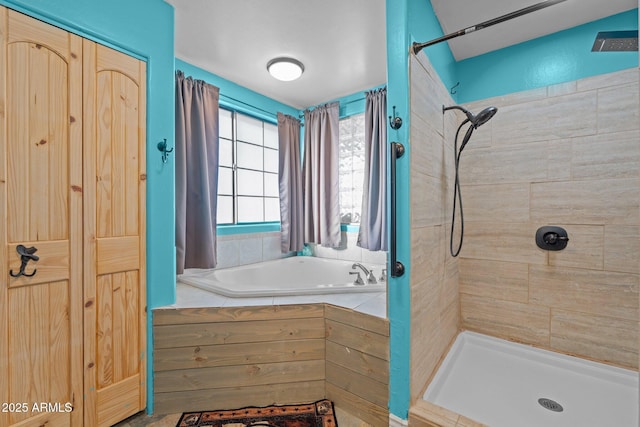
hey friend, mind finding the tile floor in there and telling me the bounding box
[114,411,180,427]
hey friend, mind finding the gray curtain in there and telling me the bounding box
[357,88,388,251]
[175,70,220,274]
[277,113,304,253]
[303,102,341,247]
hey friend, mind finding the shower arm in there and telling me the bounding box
[412,0,567,55]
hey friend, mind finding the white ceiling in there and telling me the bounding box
[166,0,387,110]
[167,0,637,109]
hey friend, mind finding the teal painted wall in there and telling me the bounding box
[0,0,175,414]
[457,9,639,103]
[386,0,459,419]
[386,0,412,419]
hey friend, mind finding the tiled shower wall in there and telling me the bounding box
[459,68,639,370]
[408,53,461,401]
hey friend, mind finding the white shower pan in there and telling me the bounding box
[423,331,639,427]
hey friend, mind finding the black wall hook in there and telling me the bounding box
[157,138,173,163]
[389,106,403,130]
[10,244,39,278]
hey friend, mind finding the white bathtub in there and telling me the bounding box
[423,331,639,427]
[178,256,386,297]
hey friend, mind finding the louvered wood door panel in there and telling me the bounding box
[0,8,83,427]
[83,40,147,427]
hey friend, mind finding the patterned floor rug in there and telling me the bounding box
[175,400,337,427]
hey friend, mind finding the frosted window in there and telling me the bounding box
[264,173,279,197]
[218,167,233,195]
[339,113,365,224]
[217,195,233,224]
[264,197,280,222]
[238,197,263,223]
[237,169,263,196]
[264,123,278,149]
[219,109,233,140]
[237,142,263,170]
[219,138,233,167]
[264,148,278,173]
[237,114,263,144]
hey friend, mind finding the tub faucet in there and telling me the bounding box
[351,263,377,284]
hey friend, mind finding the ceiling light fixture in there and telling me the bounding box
[267,57,304,81]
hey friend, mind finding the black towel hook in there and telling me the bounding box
[9,244,39,278]
[157,138,173,164]
[389,106,403,130]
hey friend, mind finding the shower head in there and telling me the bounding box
[474,106,498,128]
[443,105,498,129]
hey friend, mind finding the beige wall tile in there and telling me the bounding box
[529,265,638,321]
[597,83,640,134]
[531,178,640,226]
[547,225,604,270]
[414,52,453,106]
[410,56,449,137]
[492,91,597,145]
[461,294,550,347]
[467,87,548,111]
[461,141,570,185]
[411,226,445,287]
[461,222,547,265]
[410,52,461,403]
[459,259,529,303]
[411,172,445,227]
[546,139,573,182]
[571,130,640,180]
[604,225,640,274]
[440,255,459,311]
[577,68,639,92]
[551,309,639,369]
[449,67,639,368]
[547,80,577,97]
[460,183,530,223]
[411,117,447,180]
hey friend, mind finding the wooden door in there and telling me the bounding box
[0,8,84,427]
[82,40,147,426]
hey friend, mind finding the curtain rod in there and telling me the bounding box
[219,93,278,118]
[412,0,566,55]
[299,95,370,119]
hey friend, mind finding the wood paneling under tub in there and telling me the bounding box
[325,305,390,427]
[153,303,390,426]
[153,304,326,414]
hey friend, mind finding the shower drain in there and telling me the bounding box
[538,398,564,412]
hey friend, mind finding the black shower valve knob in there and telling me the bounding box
[535,226,569,251]
[543,232,569,245]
